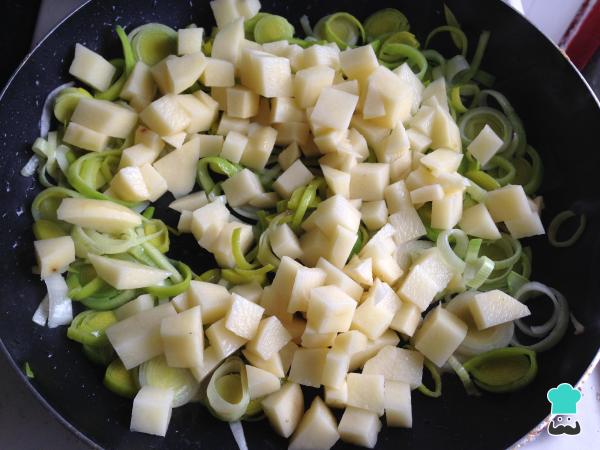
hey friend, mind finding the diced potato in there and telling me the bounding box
[420,148,463,175]
[431,190,463,230]
[270,223,303,260]
[360,200,388,231]
[316,257,363,301]
[347,373,384,416]
[340,45,379,81]
[34,236,75,279]
[384,180,412,213]
[226,85,259,118]
[333,79,360,96]
[358,224,395,260]
[161,132,186,149]
[350,115,390,148]
[130,386,173,437]
[169,191,208,212]
[120,143,162,168]
[200,57,234,86]
[62,122,109,152]
[237,0,261,18]
[240,124,277,170]
[468,290,531,330]
[178,27,204,55]
[362,346,423,389]
[211,17,245,66]
[231,282,263,304]
[366,67,414,128]
[319,151,358,173]
[414,247,455,291]
[69,43,116,91]
[289,397,340,450]
[459,203,501,239]
[71,98,138,139]
[407,128,432,153]
[344,256,373,287]
[88,254,170,290]
[294,65,336,108]
[505,210,545,238]
[121,61,156,109]
[187,280,231,324]
[350,163,390,201]
[115,294,154,320]
[303,195,361,237]
[278,142,300,170]
[279,341,299,375]
[468,124,504,166]
[213,222,254,268]
[363,80,386,119]
[222,168,264,206]
[262,382,304,438]
[485,184,531,222]
[241,50,293,97]
[153,136,200,197]
[394,62,424,113]
[160,306,203,368]
[307,285,357,334]
[410,184,444,204]
[246,365,281,400]
[190,200,230,244]
[210,0,242,27]
[385,381,412,428]
[110,166,150,202]
[396,264,439,312]
[206,318,247,359]
[140,95,191,136]
[243,349,285,378]
[270,97,306,123]
[287,267,327,313]
[263,257,302,312]
[408,105,435,137]
[190,346,223,382]
[373,124,410,163]
[273,159,314,198]
[301,322,337,348]
[325,382,348,409]
[326,225,359,268]
[249,192,280,208]
[57,198,141,233]
[422,77,448,111]
[106,303,176,369]
[198,134,225,157]
[274,122,310,147]
[313,129,346,154]
[390,301,421,337]
[372,254,404,285]
[310,87,358,131]
[405,166,438,191]
[176,93,218,133]
[262,40,290,56]
[338,407,382,448]
[430,104,461,151]
[171,292,190,312]
[288,348,328,388]
[388,208,427,245]
[348,330,399,371]
[413,306,468,366]
[322,349,350,389]
[300,44,340,70]
[351,281,400,340]
[246,316,292,360]
[224,293,264,340]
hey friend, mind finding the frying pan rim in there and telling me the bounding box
[0,1,598,449]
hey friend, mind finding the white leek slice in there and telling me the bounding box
[207,356,250,422]
[44,273,73,328]
[138,355,199,408]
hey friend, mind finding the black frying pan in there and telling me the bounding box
[1,0,599,449]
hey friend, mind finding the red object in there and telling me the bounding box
[565,0,600,69]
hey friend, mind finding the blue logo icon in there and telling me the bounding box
[546,383,582,436]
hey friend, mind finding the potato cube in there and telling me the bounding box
[115,294,155,320]
[289,397,340,450]
[340,45,379,81]
[422,77,449,110]
[190,346,223,382]
[410,184,444,204]
[169,192,208,213]
[270,97,306,123]
[407,128,432,153]
[431,190,463,230]
[270,223,303,260]
[178,27,204,55]
[62,121,109,152]
[210,0,241,27]
[307,285,357,334]
[413,307,467,366]
[396,265,439,312]
[278,142,300,170]
[421,148,463,175]
[140,95,191,136]
[274,122,310,147]
[348,330,400,372]
[384,180,411,213]
[300,322,337,349]
[372,254,404,285]
[246,316,292,360]
[294,65,336,108]
[363,80,386,119]
[214,222,254,268]
[224,293,265,340]
[130,386,173,437]
[350,163,390,201]
[385,381,412,428]
[110,166,150,202]
[351,281,400,340]
[200,57,234,86]
[300,44,340,70]
[319,151,357,173]
[34,236,75,279]
[89,257,166,291]
[198,134,225,157]
[246,364,281,400]
[240,125,277,170]
[373,124,410,163]
[71,98,138,139]
[266,256,303,307]
[160,306,203,368]
[211,17,245,66]
[388,209,426,246]
[363,346,423,389]
[338,407,382,448]
[303,195,361,237]
[360,200,387,231]
[366,67,414,128]
[394,62,424,113]
[325,382,348,409]
[322,349,351,389]
[333,79,360,96]
[161,132,186,149]
[222,168,264,206]
[57,198,141,234]
[206,318,247,359]
[187,280,231,324]
[273,159,314,198]
[288,348,328,388]
[390,301,422,337]
[120,143,161,168]
[262,382,304,438]
[469,290,531,330]
[347,373,385,415]
[69,43,117,91]
[350,115,390,148]
[313,129,346,154]
[176,94,218,133]
[226,85,259,118]
[311,87,358,131]
[159,52,207,94]
[120,61,156,110]
[459,203,501,239]
[485,184,531,222]
[138,163,167,202]
[288,267,327,313]
[153,136,200,197]
[230,282,263,305]
[505,210,545,238]
[243,349,285,378]
[468,124,504,165]
[344,256,373,287]
[430,104,461,151]
[414,247,455,291]
[190,200,230,243]
[241,50,293,97]
[317,257,363,301]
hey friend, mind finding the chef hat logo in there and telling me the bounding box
[546,383,581,415]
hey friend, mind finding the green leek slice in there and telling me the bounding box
[138,355,199,407]
[104,359,139,398]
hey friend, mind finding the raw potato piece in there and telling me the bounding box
[153,136,201,197]
[220,131,248,163]
[224,294,265,339]
[459,203,502,240]
[169,191,208,212]
[221,168,264,206]
[243,349,285,378]
[361,201,388,231]
[201,57,235,86]
[245,316,292,360]
[273,159,314,198]
[322,349,350,389]
[120,143,162,168]
[348,330,400,372]
[153,52,207,94]
[63,122,109,152]
[288,348,328,388]
[390,301,421,337]
[71,98,138,139]
[301,322,336,349]
[210,0,241,27]
[303,195,361,237]
[505,211,545,238]
[241,50,293,97]
[351,281,399,340]
[187,281,231,324]
[322,165,350,198]
[385,381,412,428]
[468,124,504,165]
[485,184,531,222]
[340,45,379,81]
[278,142,300,170]
[140,95,191,136]
[190,201,230,247]
[431,190,463,230]
[139,163,168,202]
[198,134,225,156]
[347,373,385,416]
[121,62,156,109]
[294,65,336,108]
[110,166,150,202]
[413,307,468,367]
[177,93,218,133]
[57,198,141,233]
[178,27,204,55]
[288,266,327,313]
[162,132,186,149]
[307,286,357,334]
[325,382,348,409]
[246,364,281,400]
[240,125,277,170]
[362,346,423,389]
[469,290,531,330]
[396,264,439,312]
[338,407,382,448]
[289,397,340,450]
[205,319,247,359]
[69,43,116,91]
[270,223,303,260]
[350,163,390,201]
[88,254,170,290]
[34,236,75,279]
[317,257,364,301]
[160,306,204,368]
[310,87,358,131]
[262,382,304,438]
[190,346,223,382]
[130,386,173,437]
[344,256,373,287]
[227,85,259,118]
